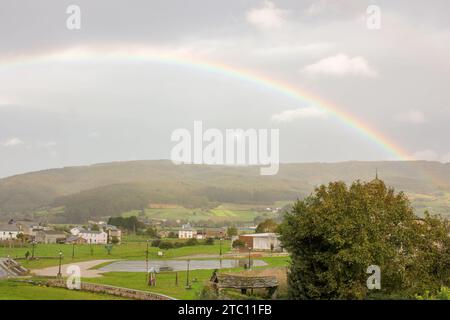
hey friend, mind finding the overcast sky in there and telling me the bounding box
[0,0,449,177]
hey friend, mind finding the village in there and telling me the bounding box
[0,215,288,300]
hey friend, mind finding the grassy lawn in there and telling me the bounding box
[0,280,125,300]
[0,240,231,269]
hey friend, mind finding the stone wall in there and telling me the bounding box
[36,279,175,300]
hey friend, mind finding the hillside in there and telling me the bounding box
[0,160,449,222]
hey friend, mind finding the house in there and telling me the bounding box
[78,230,108,244]
[70,226,84,236]
[104,225,122,244]
[238,233,282,251]
[178,223,197,239]
[35,230,67,244]
[0,224,21,240]
[205,227,227,239]
[65,235,88,244]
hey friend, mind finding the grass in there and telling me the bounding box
[0,280,126,300]
[83,256,289,300]
[0,240,231,269]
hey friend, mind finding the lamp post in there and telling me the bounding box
[248,247,252,270]
[186,259,190,287]
[57,251,63,278]
[72,243,75,260]
[219,238,223,269]
[146,240,149,285]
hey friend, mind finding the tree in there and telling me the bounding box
[227,226,238,237]
[232,239,246,249]
[145,227,158,238]
[279,179,449,300]
[255,219,278,233]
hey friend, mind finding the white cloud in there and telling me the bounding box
[271,107,327,123]
[412,149,450,162]
[302,54,378,77]
[246,1,288,29]
[394,110,426,124]
[2,137,24,147]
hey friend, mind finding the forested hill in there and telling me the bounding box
[0,160,449,222]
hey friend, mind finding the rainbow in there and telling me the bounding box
[0,47,412,160]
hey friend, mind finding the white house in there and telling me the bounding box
[239,233,282,251]
[78,230,108,244]
[0,224,21,240]
[178,223,197,239]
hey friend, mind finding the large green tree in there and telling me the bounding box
[279,179,449,299]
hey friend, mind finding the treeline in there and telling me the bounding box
[54,184,149,223]
[50,182,299,223]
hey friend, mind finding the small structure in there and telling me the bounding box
[239,233,282,251]
[210,271,278,297]
[35,230,67,244]
[65,235,88,244]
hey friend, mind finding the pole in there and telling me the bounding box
[146,241,149,285]
[31,242,35,259]
[57,251,62,277]
[186,259,190,287]
[72,243,75,260]
[248,247,251,269]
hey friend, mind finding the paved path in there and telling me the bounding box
[99,259,267,272]
[32,260,115,278]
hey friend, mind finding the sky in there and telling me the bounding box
[0,0,449,177]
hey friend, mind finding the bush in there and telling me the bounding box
[151,239,161,247]
[232,239,246,249]
[159,241,174,250]
[205,238,215,245]
[186,238,198,246]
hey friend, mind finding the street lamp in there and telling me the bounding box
[72,243,75,260]
[219,238,223,269]
[146,240,149,285]
[248,247,252,270]
[57,251,63,278]
[186,259,190,287]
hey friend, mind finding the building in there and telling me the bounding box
[70,226,84,236]
[78,230,108,244]
[65,235,88,244]
[104,225,122,244]
[178,223,197,239]
[35,230,67,244]
[0,224,21,240]
[238,233,282,251]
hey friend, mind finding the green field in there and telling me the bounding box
[0,280,125,300]
[0,240,231,269]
